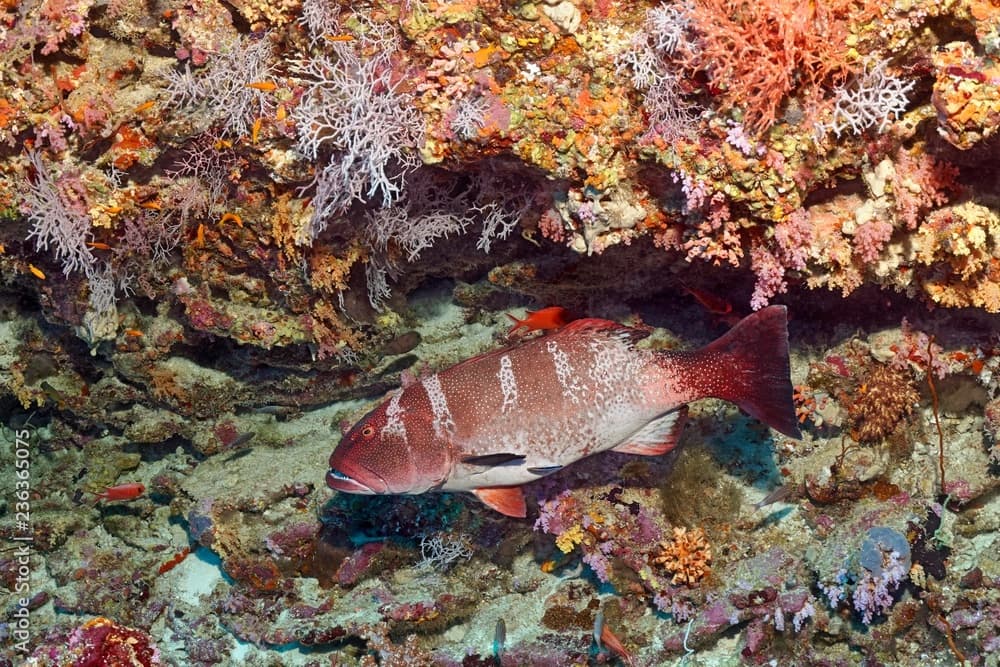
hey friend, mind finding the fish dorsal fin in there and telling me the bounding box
[612,406,688,456]
[434,318,642,379]
[473,486,527,518]
[558,318,650,347]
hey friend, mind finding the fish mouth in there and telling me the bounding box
[325,467,384,494]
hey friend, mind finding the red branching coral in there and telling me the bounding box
[686,0,874,135]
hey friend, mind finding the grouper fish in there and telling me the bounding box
[326,305,801,518]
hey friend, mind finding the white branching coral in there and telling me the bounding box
[291,37,424,239]
[821,58,915,137]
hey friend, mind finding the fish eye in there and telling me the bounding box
[361,425,375,437]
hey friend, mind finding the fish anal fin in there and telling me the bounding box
[473,486,527,518]
[612,407,688,456]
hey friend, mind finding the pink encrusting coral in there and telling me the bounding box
[60,617,161,666]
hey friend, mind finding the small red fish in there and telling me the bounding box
[681,283,743,327]
[327,306,800,517]
[681,282,732,315]
[597,617,635,667]
[157,547,191,575]
[91,482,145,502]
[506,306,572,335]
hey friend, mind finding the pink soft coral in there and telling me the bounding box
[749,240,788,310]
[892,149,960,230]
[853,218,894,263]
[39,0,94,54]
[773,208,813,271]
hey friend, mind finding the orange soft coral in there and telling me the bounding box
[653,526,713,586]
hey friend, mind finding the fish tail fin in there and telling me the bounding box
[506,313,525,334]
[663,305,801,439]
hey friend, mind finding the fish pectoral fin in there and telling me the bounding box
[612,406,688,456]
[461,453,526,466]
[473,486,527,518]
[527,465,563,476]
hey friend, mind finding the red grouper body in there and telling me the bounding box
[326,305,801,518]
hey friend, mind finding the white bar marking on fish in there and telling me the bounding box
[381,389,408,443]
[498,354,518,414]
[546,340,588,404]
[585,338,648,442]
[423,374,456,438]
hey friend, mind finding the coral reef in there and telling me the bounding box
[1,0,1000,664]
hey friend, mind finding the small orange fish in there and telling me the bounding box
[246,81,277,92]
[133,100,155,113]
[124,328,144,337]
[86,242,112,250]
[195,223,205,246]
[324,34,355,42]
[506,306,572,335]
[219,212,243,228]
[91,482,145,502]
[139,201,162,211]
[251,117,262,144]
[28,264,45,279]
